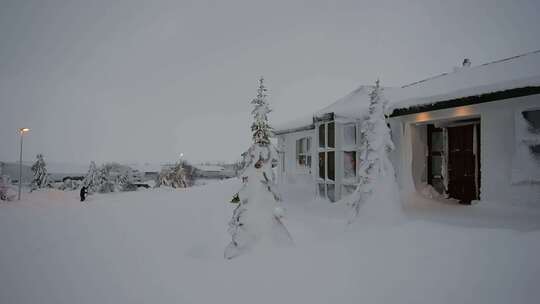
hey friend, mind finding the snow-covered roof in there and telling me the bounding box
[387,49,540,113]
[274,50,540,133]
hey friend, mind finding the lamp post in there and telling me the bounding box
[18,128,30,200]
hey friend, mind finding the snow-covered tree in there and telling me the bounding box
[30,154,49,190]
[155,160,194,188]
[345,80,401,224]
[82,161,101,193]
[225,77,292,259]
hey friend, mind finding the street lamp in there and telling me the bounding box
[18,128,30,200]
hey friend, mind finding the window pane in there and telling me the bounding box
[327,184,335,202]
[431,155,443,177]
[318,183,325,198]
[344,151,356,179]
[328,122,335,148]
[306,137,311,152]
[296,139,302,154]
[431,131,443,152]
[319,125,325,147]
[530,145,540,158]
[344,124,356,146]
[307,155,312,168]
[318,152,325,179]
[298,155,306,166]
[327,151,335,181]
[523,110,540,133]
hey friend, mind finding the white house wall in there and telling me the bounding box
[277,129,316,184]
[390,94,540,205]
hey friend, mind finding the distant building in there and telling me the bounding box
[194,164,236,179]
[0,162,32,184]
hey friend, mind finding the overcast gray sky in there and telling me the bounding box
[1,0,539,164]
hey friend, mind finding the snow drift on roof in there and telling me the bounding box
[274,50,540,133]
[386,49,540,112]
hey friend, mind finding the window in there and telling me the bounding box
[523,110,540,133]
[317,121,337,201]
[328,122,335,148]
[512,109,540,184]
[296,137,312,168]
[318,152,325,179]
[319,124,325,147]
[344,151,356,180]
[344,124,356,146]
[327,151,335,181]
[522,110,540,158]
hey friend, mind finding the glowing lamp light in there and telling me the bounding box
[19,128,30,133]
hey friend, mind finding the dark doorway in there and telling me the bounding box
[447,122,480,204]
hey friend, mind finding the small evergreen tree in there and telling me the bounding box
[346,80,401,223]
[30,154,49,190]
[225,77,292,259]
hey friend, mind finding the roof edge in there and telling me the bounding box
[274,124,315,135]
[389,86,540,117]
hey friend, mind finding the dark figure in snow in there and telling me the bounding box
[80,186,88,202]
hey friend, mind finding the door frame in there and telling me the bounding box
[427,118,481,203]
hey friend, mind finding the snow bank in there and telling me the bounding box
[1,181,540,304]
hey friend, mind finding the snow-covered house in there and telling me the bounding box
[275,50,540,204]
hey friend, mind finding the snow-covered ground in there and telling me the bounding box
[1,179,539,304]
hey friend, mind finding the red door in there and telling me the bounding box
[447,124,479,204]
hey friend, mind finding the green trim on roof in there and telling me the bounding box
[389,86,540,117]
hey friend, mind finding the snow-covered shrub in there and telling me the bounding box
[97,163,138,193]
[343,80,402,224]
[155,160,195,188]
[225,77,292,259]
[0,175,16,201]
[30,154,50,190]
[60,178,82,191]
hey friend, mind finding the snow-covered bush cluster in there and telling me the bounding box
[155,160,195,188]
[57,178,82,191]
[0,175,16,201]
[80,161,141,193]
[225,77,292,259]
